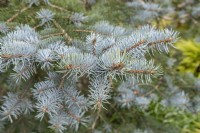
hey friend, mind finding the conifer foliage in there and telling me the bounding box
[0,0,199,133]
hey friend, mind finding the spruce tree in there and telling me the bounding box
[0,0,200,133]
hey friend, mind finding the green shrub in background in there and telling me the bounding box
[176,40,200,77]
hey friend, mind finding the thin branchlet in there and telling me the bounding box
[148,37,174,46]
[126,69,156,74]
[110,62,125,70]
[126,40,146,53]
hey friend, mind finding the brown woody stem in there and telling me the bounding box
[126,69,156,74]
[52,20,72,43]
[6,6,29,23]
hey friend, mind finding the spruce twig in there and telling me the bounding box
[41,32,64,39]
[6,6,29,23]
[48,2,71,13]
[52,20,72,43]
[91,105,101,131]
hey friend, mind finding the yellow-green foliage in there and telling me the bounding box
[148,102,200,133]
[183,120,200,133]
[176,40,200,77]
